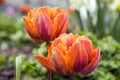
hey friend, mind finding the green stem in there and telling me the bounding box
[47,71,52,80]
[68,74,74,80]
[96,1,106,38]
[86,9,94,32]
[111,12,120,41]
[76,10,84,31]
[112,12,120,31]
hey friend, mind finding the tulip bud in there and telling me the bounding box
[23,6,69,43]
[35,33,100,76]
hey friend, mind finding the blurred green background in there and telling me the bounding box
[0,0,120,80]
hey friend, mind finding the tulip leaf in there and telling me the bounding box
[16,55,23,80]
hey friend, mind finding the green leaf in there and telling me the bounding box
[16,56,23,80]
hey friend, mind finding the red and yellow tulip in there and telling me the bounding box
[23,6,69,42]
[35,33,100,76]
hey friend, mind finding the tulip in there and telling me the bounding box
[0,0,5,4]
[23,6,69,43]
[35,33,100,76]
[19,4,32,14]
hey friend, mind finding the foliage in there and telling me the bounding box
[0,32,120,80]
[69,0,120,42]
[0,54,16,70]
[0,13,29,48]
[87,32,120,80]
[0,0,120,79]
[22,35,120,80]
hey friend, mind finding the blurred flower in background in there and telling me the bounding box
[0,0,5,4]
[108,0,120,11]
[5,6,15,16]
[69,0,86,10]
[69,0,97,31]
[69,0,96,14]
[117,2,120,11]
[19,4,32,14]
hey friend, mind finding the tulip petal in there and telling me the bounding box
[38,6,52,17]
[80,36,93,62]
[66,40,89,72]
[23,17,41,42]
[35,12,54,40]
[51,7,61,20]
[66,43,79,70]
[52,47,70,75]
[53,13,69,36]
[80,48,100,74]
[62,33,75,49]
[28,10,35,18]
[74,42,89,72]
[23,17,34,36]
[56,43,67,55]
[35,55,55,72]
[51,38,63,47]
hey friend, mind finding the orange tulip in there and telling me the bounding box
[23,6,69,42]
[35,33,100,76]
[0,0,5,4]
[19,4,32,14]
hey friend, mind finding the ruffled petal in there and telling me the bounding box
[53,13,69,36]
[80,48,100,74]
[80,36,93,62]
[67,38,89,72]
[52,47,70,75]
[74,41,89,72]
[50,7,62,20]
[37,6,52,17]
[23,16,41,42]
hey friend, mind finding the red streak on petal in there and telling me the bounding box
[80,48,100,74]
